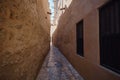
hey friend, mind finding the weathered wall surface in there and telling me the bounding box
[53,0,120,80]
[0,0,50,80]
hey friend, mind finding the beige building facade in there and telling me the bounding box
[54,0,72,26]
[53,0,120,80]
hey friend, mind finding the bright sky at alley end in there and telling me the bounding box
[49,0,54,22]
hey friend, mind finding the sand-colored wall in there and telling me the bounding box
[53,0,120,80]
[0,0,50,80]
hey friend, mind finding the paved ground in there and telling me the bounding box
[36,45,84,80]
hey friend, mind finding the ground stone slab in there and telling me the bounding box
[36,45,84,80]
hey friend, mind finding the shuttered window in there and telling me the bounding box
[99,0,120,74]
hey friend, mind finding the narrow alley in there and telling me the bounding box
[0,0,120,80]
[36,45,83,80]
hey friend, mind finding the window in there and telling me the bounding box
[76,20,84,56]
[99,0,120,74]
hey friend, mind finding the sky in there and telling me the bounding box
[49,0,54,23]
[48,0,55,37]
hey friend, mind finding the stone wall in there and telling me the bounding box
[0,0,50,80]
[53,0,120,80]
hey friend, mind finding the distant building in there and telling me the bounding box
[53,0,72,26]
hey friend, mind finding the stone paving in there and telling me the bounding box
[36,45,84,80]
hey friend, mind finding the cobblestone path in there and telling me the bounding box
[36,45,84,80]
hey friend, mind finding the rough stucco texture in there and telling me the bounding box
[0,0,50,80]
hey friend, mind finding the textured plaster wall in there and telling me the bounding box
[0,0,50,80]
[53,0,120,80]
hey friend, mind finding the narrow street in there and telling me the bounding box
[0,0,120,80]
[36,45,84,80]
